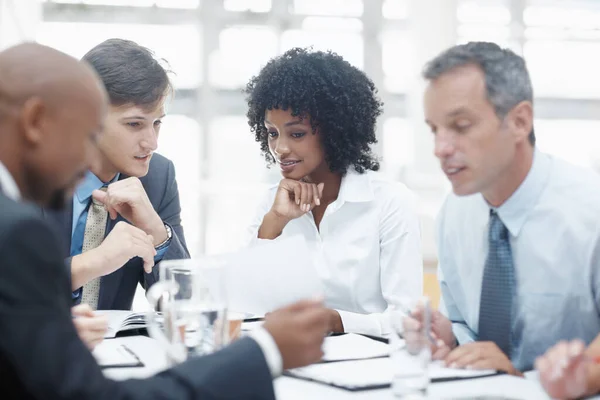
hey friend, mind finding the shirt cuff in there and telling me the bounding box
[72,287,82,300]
[452,322,476,345]
[336,309,389,337]
[154,241,170,263]
[248,327,283,377]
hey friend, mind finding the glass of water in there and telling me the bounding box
[146,257,228,364]
[390,297,432,399]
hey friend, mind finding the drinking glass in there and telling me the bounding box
[146,257,227,364]
[390,297,432,399]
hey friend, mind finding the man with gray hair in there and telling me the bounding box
[410,41,600,374]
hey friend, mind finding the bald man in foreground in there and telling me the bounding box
[0,43,329,399]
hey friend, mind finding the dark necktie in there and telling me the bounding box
[478,210,515,357]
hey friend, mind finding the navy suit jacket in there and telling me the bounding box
[0,191,275,399]
[45,153,190,310]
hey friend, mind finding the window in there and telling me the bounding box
[204,190,268,255]
[524,2,600,32]
[535,119,600,172]
[157,114,202,254]
[524,1,600,98]
[525,41,600,98]
[223,0,270,13]
[301,16,362,32]
[209,26,277,89]
[202,116,280,255]
[292,0,363,17]
[381,118,414,175]
[203,117,273,255]
[281,29,363,68]
[207,116,272,182]
[457,0,511,24]
[381,30,412,93]
[457,0,511,45]
[154,0,199,8]
[37,22,201,88]
[48,0,200,7]
[382,0,408,20]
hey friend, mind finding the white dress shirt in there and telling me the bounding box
[249,169,423,336]
[437,150,600,371]
[0,161,20,201]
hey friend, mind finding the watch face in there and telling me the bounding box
[154,224,172,250]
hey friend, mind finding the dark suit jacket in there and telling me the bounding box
[45,153,190,310]
[0,192,275,399]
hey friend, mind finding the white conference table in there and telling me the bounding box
[100,336,597,399]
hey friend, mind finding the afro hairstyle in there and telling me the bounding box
[245,47,384,175]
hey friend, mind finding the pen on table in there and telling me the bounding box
[243,317,265,323]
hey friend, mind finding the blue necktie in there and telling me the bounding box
[478,210,515,357]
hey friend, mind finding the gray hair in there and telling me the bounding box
[423,42,535,145]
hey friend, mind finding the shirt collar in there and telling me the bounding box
[75,171,120,203]
[337,169,375,203]
[492,149,551,237]
[0,160,21,201]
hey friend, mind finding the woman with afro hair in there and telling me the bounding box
[245,48,422,337]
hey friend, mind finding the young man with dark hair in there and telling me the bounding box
[45,38,188,310]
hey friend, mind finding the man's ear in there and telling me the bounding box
[509,100,533,145]
[19,97,47,146]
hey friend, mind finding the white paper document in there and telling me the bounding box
[93,340,143,368]
[224,235,324,315]
[322,334,391,362]
[287,358,497,390]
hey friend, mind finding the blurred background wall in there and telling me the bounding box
[2,0,600,308]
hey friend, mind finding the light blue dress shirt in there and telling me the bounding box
[437,150,600,371]
[71,171,169,296]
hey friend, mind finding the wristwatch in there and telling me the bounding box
[155,223,172,250]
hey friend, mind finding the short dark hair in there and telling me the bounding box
[244,47,383,175]
[82,38,172,110]
[423,41,535,146]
